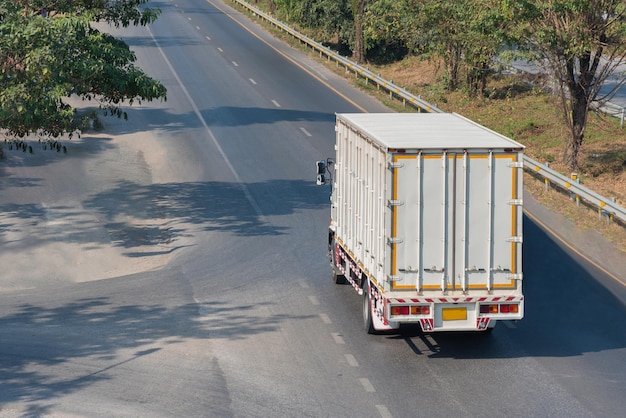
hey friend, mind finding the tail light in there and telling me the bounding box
[480,304,519,314]
[390,305,430,316]
[500,304,519,314]
[480,304,499,314]
[391,306,410,315]
[411,305,430,315]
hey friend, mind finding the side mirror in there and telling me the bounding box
[316,160,326,185]
[316,160,326,174]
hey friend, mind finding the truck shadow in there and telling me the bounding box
[386,215,626,359]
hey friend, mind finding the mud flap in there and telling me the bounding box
[364,281,394,334]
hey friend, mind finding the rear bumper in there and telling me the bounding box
[385,298,524,332]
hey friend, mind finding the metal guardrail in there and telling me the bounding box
[231,0,626,225]
[524,157,626,224]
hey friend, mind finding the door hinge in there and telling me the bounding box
[388,200,404,207]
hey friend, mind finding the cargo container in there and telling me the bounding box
[317,113,525,333]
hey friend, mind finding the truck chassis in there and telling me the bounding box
[330,236,523,334]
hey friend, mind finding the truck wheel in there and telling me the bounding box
[363,283,377,334]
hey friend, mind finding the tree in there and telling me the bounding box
[363,0,415,63]
[515,0,626,170]
[416,0,467,91]
[293,0,352,53]
[0,0,167,152]
[415,0,511,95]
[351,0,369,64]
[463,1,511,97]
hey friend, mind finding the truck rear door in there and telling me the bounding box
[390,150,523,293]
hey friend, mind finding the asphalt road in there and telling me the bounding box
[1,0,625,416]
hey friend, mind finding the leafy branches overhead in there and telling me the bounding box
[0,0,166,145]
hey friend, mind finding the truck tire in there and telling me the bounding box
[363,283,377,334]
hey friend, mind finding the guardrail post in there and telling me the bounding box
[599,208,613,225]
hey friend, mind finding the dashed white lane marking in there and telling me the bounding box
[232,61,239,67]
[217,47,223,52]
[331,333,345,344]
[360,378,376,392]
[196,26,200,30]
[503,321,517,329]
[300,127,312,137]
[308,295,320,306]
[319,313,332,324]
[206,36,211,41]
[376,404,393,418]
[298,279,309,289]
[145,26,266,224]
[249,79,257,85]
[345,354,359,367]
[187,17,191,21]
[272,100,281,107]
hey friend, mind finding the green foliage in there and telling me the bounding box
[362,0,413,63]
[292,0,352,47]
[0,0,166,145]
[413,0,513,94]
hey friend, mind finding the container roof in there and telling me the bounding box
[336,113,524,150]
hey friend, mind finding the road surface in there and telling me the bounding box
[1,1,625,416]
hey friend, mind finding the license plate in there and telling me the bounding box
[442,307,467,321]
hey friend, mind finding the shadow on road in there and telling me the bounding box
[0,178,329,256]
[381,215,626,359]
[0,295,308,411]
[0,134,117,171]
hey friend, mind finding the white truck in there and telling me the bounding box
[317,113,524,333]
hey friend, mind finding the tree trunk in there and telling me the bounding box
[445,45,462,91]
[352,0,367,64]
[466,60,490,97]
[563,52,594,171]
[565,83,588,170]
